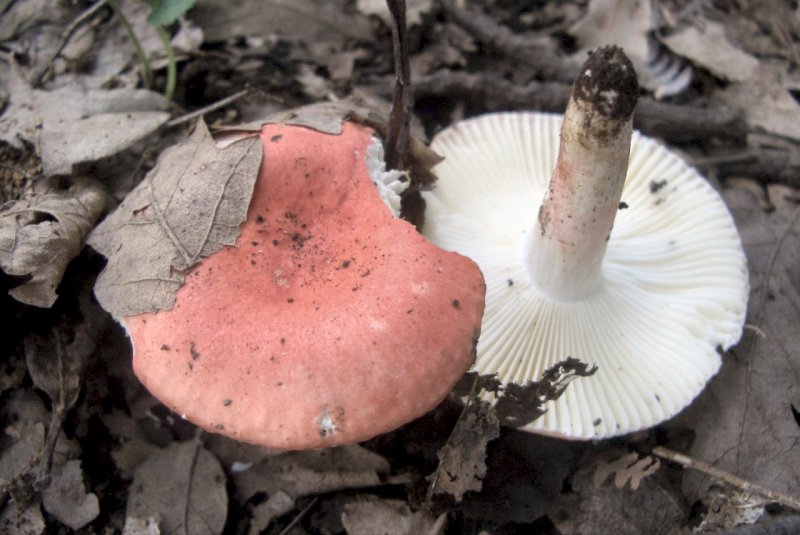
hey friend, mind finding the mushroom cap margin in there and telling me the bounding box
[125,122,486,450]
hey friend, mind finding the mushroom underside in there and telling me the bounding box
[423,112,748,439]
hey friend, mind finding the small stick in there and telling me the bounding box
[652,446,800,511]
[31,0,109,87]
[384,0,412,171]
[439,0,577,83]
[166,88,253,127]
[277,497,318,535]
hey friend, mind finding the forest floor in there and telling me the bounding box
[1,0,799,534]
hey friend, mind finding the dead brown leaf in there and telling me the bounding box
[0,176,109,308]
[40,459,99,530]
[88,119,262,319]
[341,496,444,535]
[551,459,690,535]
[718,68,800,142]
[428,397,499,502]
[233,445,390,531]
[125,437,227,535]
[660,21,759,82]
[191,0,374,44]
[0,61,171,175]
[0,500,46,535]
[677,181,800,504]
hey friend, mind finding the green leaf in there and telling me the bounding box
[145,0,196,27]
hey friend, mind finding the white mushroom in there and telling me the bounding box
[422,46,749,439]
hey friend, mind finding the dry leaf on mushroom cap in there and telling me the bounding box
[90,103,486,451]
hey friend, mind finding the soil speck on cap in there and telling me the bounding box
[452,299,461,309]
[189,343,200,360]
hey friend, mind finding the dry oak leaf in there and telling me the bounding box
[0,176,109,307]
[677,181,800,504]
[124,437,227,535]
[88,119,262,320]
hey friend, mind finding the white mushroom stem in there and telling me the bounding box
[526,46,638,302]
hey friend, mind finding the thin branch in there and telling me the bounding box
[439,0,577,83]
[407,70,747,142]
[166,88,253,127]
[385,0,412,171]
[652,446,800,512]
[31,0,110,87]
[277,497,319,535]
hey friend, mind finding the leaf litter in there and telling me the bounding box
[1,0,800,533]
[0,176,110,307]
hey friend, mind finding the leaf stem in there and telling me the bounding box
[107,0,154,89]
[155,25,177,101]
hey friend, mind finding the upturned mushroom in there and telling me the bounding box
[422,46,748,439]
[124,121,485,450]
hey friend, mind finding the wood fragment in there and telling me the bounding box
[408,70,746,142]
[652,446,800,512]
[439,0,577,83]
[385,0,412,171]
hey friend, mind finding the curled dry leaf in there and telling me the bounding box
[0,176,109,307]
[695,487,766,532]
[88,119,262,319]
[452,358,597,429]
[428,397,499,502]
[125,437,227,535]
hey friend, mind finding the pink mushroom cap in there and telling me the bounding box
[124,122,485,450]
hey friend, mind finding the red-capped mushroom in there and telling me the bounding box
[124,122,485,450]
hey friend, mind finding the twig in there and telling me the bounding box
[155,25,177,101]
[166,88,253,127]
[405,70,747,142]
[439,0,577,83]
[107,0,153,89]
[385,0,412,171]
[277,497,318,535]
[652,446,800,512]
[31,0,110,87]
